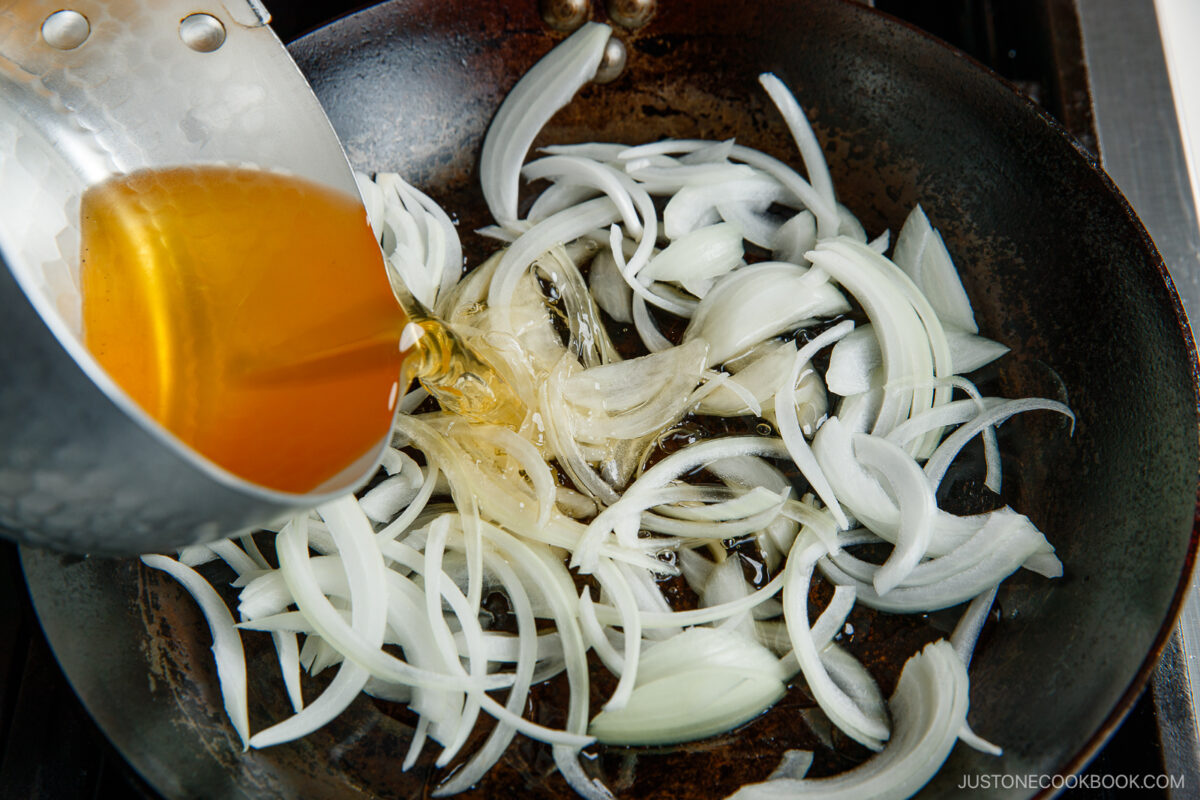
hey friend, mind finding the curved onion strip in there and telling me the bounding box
[619,139,718,160]
[951,586,998,668]
[819,239,956,456]
[594,559,643,711]
[654,485,783,521]
[579,588,626,674]
[692,369,764,416]
[959,723,1004,757]
[631,292,673,353]
[576,437,791,571]
[206,538,260,578]
[726,640,968,800]
[433,554,539,794]
[806,244,932,439]
[923,398,1075,490]
[480,22,611,226]
[540,142,628,162]
[892,205,978,333]
[624,160,756,193]
[884,381,1004,493]
[641,500,786,539]
[422,518,479,764]
[820,644,888,735]
[782,531,889,750]
[608,224,695,317]
[523,155,643,235]
[758,74,836,233]
[141,555,250,747]
[529,182,601,223]
[775,320,854,529]
[591,570,786,630]
[809,584,856,649]
[459,424,557,528]
[851,433,936,596]
[377,463,441,543]
[664,175,790,240]
[489,197,621,332]
[685,262,849,366]
[820,513,1054,613]
[249,505,389,749]
[589,244,633,323]
[272,631,304,713]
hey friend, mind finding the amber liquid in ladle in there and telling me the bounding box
[80,165,522,494]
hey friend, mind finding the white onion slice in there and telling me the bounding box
[664,176,789,240]
[640,222,744,283]
[685,262,849,365]
[523,155,643,236]
[759,74,835,224]
[782,532,889,750]
[726,640,968,800]
[775,320,854,529]
[892,205,978,333]
[141,555,250,748]
[479,22,611,226]
[589,245,633,323]
[851,433,936,595]
[923,397,1075,490]
[589,627,785,746]
[951,586,998,667]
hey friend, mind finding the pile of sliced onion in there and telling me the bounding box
[143,22,1073,800]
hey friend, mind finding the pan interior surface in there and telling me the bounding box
[23,1,1200,799]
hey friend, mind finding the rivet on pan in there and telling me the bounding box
[592,37,626,84]
[41,10,90,50]
[540,0,589,32]
[179,12,226,53]
[606,0,655,29]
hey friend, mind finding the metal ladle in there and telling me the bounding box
[0,0,386,554]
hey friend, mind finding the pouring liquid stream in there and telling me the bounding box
[80,165,522,494]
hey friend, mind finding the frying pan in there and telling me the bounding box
[20,0,1200,798]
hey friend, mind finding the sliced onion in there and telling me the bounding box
[640,222,744,283]
[782,531,888,750]
[892,205,978,333]
[685,262,849,365]
[851,433,936,596]
[589,627,785,745]
[141,555,250,748]
[523,155,643,236]
[664,176,789,240]
[589,245,633,323]
[726,640,969,800]
[774,320,854,529]
[759,74,835,225]
[480,22,612,226]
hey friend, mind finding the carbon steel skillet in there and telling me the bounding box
[22,1,1200,798]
